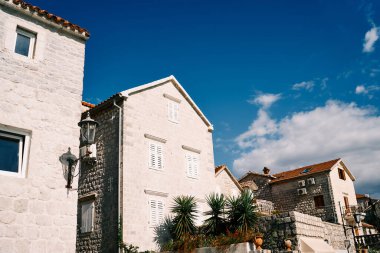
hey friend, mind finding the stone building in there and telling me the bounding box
[0,0,89,252]
[76,76,219,252]
[239,158,358,224]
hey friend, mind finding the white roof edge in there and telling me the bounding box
[120,75,214,131]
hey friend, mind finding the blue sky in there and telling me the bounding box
[32,0,380,197]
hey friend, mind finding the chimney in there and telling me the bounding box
[263,167,270,175]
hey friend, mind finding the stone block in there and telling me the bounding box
[13,199,28,213]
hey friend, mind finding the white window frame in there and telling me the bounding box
[149,198,164,227]
[148,142,164,170]
[185,152,199,179]
[80,200,95,233]
[167,100,179,123]
[0,126,31,178]
[14,26,36,59]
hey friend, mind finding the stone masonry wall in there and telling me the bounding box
[270,172,337,223]
[258,211,354,252]
[76,103,121,253]
[239,174,273,201]
[0,4,86,253]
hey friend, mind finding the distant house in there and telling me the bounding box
[356,193,380,235]
[76,76,219,251]
[215,164,242,197]
[239,158,358,224]
[0,0,89,252]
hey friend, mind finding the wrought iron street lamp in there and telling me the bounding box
[78,112,99,146]
[59,112,99,189]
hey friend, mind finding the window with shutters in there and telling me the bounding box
[186,153,199,178]
[168,100,179,123]
[149,199,164,226]
[80,201,94,233]
[149,142,163,170]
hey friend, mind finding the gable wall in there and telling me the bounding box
[121,80,216,250]
[215,170,241,197]
[329,164,357,224]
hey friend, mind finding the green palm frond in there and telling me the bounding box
[171,195,198,239]
[203,193,226,235]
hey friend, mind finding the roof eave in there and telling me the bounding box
[1,0,89,40]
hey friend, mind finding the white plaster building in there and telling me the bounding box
[77,76,221,251]
[0,0,89,252]
[215,164,242,198]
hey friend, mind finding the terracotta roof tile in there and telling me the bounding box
[2,0,90,37]
[270,158,340,184]
[81,101,95,109]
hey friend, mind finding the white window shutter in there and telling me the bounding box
[157,144,163,169]
[186,154,192,176]
[174,103,179,122]
[193,156,198,177]
[157,201,164,224]
[81,202,94,233]
[150,200,157,225]
[149,143,156,168]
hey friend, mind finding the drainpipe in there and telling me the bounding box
[113,99,123,253]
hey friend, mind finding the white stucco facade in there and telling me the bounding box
[215,166,242,198]
[328,161,357,224]
[0,1,87,252]
[120,77,217,250]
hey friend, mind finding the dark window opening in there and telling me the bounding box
[338,168,346,180]
[314,195,325,208]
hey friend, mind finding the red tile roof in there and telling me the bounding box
[270,158,341,183]
[3,0,90,37]
[356,194,367,199]
[82,101,95,109]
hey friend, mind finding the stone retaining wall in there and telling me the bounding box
[258,211,354,252]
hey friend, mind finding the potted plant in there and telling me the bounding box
[253,232,264,250]
[284,238,292,251]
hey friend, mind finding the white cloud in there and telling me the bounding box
[355,85,368,94]
[235,109,277,149]
[355,84,380,97]
[292,81,315,91]
[233,100,380,198]
[248,93,281,109]
[363,26,379,53]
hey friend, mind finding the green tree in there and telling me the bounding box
[204,193,226,236]
[226,190,257,235]
[171,195,198,239]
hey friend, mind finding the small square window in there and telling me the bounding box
[0,129,30,177]
[14,27,36,58]
[81,201,94,233]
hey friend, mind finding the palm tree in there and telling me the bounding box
[171,195,198,239]
[204,193,226,235]
[154,216,174,251]
[226,190,257,234]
